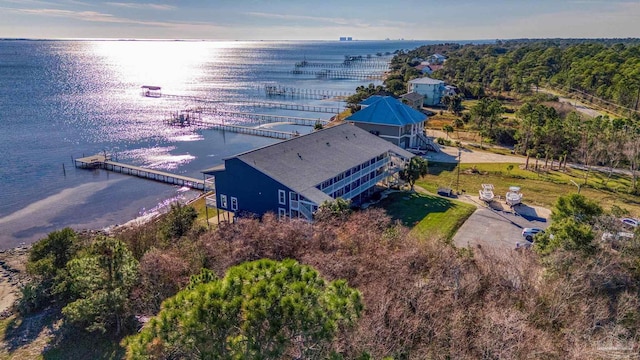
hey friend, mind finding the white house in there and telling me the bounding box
[407,77,446,106]
[427,53,447,64]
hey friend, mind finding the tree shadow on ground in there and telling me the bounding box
[3,308,125,360]
[426,161,458,176]
[377,191,455,226]
[42,324,126,360]
[3,307,60,353]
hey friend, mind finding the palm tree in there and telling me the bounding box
[442,125,454,139]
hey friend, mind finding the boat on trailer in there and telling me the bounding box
[506,186,523,207]
[479,184,495,202]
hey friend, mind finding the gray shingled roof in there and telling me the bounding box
[408,77,444,85]
[229,123,414,204]
[401,91,425,102]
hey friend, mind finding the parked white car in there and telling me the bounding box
[602,231,634,242]
[521,228,544,242]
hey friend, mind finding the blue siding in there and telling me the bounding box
[215,158,291,217]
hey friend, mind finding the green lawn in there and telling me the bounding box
[377,192,476,242]
[418,162,640,215]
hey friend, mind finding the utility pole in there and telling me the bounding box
[456,147,461,194]
[570,180,581,194]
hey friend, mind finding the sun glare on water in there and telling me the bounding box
[89,40,236,93]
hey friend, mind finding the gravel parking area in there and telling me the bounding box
[452,196,550,252]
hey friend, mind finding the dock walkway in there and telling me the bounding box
[210,110,329,126]
[74,155,207,191]
[164,119,300,139]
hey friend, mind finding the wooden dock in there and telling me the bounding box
[164,118,301,139]
[210,110,329,126]
[233,100,342,114]
[262,85,350,100]
[291,69,384,80]
[294,61,388,70]
[142,93,344,114]
[74,155,208,191]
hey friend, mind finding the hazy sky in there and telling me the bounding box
[1,0,639,40]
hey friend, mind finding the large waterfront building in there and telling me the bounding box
[346,96,428,149]
[202,123,413,221]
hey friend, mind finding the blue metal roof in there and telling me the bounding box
[358,95,384,106]
[347,96,427,126]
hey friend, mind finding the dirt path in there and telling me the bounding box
[536,87,604,118]
[423,130,526,164]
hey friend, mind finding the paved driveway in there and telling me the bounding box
[452,197,550,252]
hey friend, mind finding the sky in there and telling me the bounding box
[1,0,639,40]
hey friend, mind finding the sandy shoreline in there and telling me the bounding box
[0,190,207,317]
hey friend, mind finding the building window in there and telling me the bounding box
[220,194,228,209]
[278,207,286,219]
[289,192,298,201]
[231,197,238,211]
[278,190,286,205]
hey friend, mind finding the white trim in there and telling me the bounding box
[220,194,228,209]
[278,189,286,205]
[230,196,238,211]
[278,207,286,219]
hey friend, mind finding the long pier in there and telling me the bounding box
[164,116,301,139]
[211,110,330,126]
[74,155,208,191]
[232,100,342,114]
[291,69,384,80]
[294,61,388,70]
[143,93,343,114]
[263,85,351,100]
[166,108,330,127]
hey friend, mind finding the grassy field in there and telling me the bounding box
[377,191,476,242]
[189,194,212,228]
[417,162,640,215]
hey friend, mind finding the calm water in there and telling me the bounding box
[0,39,430,249]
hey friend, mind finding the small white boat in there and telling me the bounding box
[479,184,495,202]
[506,186,523,206]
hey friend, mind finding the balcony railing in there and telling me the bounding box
[205,195,217,208]
[204,177,216,192]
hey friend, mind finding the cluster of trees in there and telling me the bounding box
[378,40,640,116]
[511,103,640,192]
[17,192,640,358]
[345,83,386,108]
[19,203,200,334]
[430,41,640,116]
[127,259,362,359]
[21,229,138,335]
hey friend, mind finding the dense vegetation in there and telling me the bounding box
[370,40,640,194]
[391,40,640,115]
[7,38,640,359]
[7,194,640,359]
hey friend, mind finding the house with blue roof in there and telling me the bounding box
[346,96,428,149]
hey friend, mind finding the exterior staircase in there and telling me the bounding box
[417,132,441,152]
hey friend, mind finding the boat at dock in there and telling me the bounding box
[506,186,523,207]
[479,184,495,202]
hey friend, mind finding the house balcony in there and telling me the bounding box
[205,194,217,208]
[204,177,216,192]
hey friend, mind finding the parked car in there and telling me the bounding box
[522,228,544,242]
[602,231,634,242]
[620,218,639,228]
